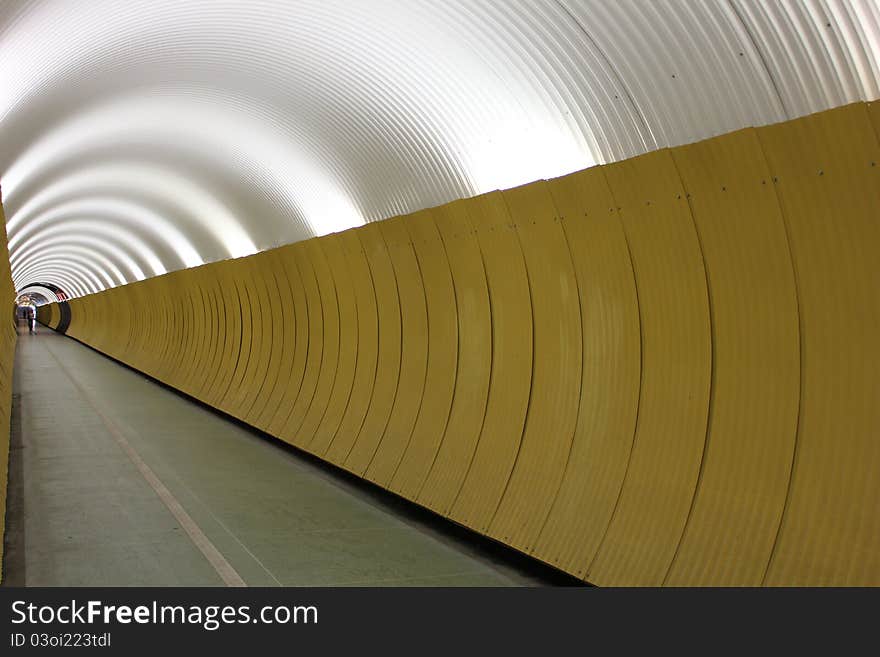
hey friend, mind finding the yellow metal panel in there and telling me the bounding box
[138,279,156,372]
[180,267,210,399]
[533,165,640,579]
[344,222,402,475]
[136,280,155,373]
[203,262,238,408]
[115,288,132,360]
[110,289,128,364]
[173,274,191,389]
[160,272,185,388]
[296,237,341,450]
[231,259,264,418]
[279,242,324,446]
[163,273,191,389]
[141,278,164,378]
[212,263,241,407]
[389,208,457,500]
[664,128,800,585]
[323,229,379,466]
[115,288,128,356]
[366,214,428,487]
[487,181,581,553]
[440,192,529,526]
[165,275,188,386]
[267,243,310,437]
[148,282,170,378]
[146,279,167,379]
[240,254,277,424]
[197,266,225,405]
[251,249,297,432]
[308,234,359,455]
[417,198,491,518]
[758,103,880,585]
[239,258,270,417]
[116,289,130,357]
[196,265,224,403]
[76,296,91,342]
[220,258,255,417]
[171,271,192,387]
[76,299,87,338]
[589,148,712,586]
[126,281,148,372]
[219,260,253,417]
[222,263,254,413]
[152,277,174,380]
[164,276,185,381]
[167,275,185,372]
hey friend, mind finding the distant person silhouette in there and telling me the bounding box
[26,306,36,334]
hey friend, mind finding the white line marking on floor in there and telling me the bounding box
[161,466,284,586]
[44,341,247,587]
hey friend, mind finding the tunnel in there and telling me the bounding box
[0,0,879,589]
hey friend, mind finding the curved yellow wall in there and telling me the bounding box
[36,302,60,329]
[49,102,880,585]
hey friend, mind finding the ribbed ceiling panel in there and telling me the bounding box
[1,0,878,296]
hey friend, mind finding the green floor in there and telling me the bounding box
[9,326,554,586]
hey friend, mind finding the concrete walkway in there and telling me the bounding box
[6,326,557,586]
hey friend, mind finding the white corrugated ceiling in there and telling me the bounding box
[1,0,878,297]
